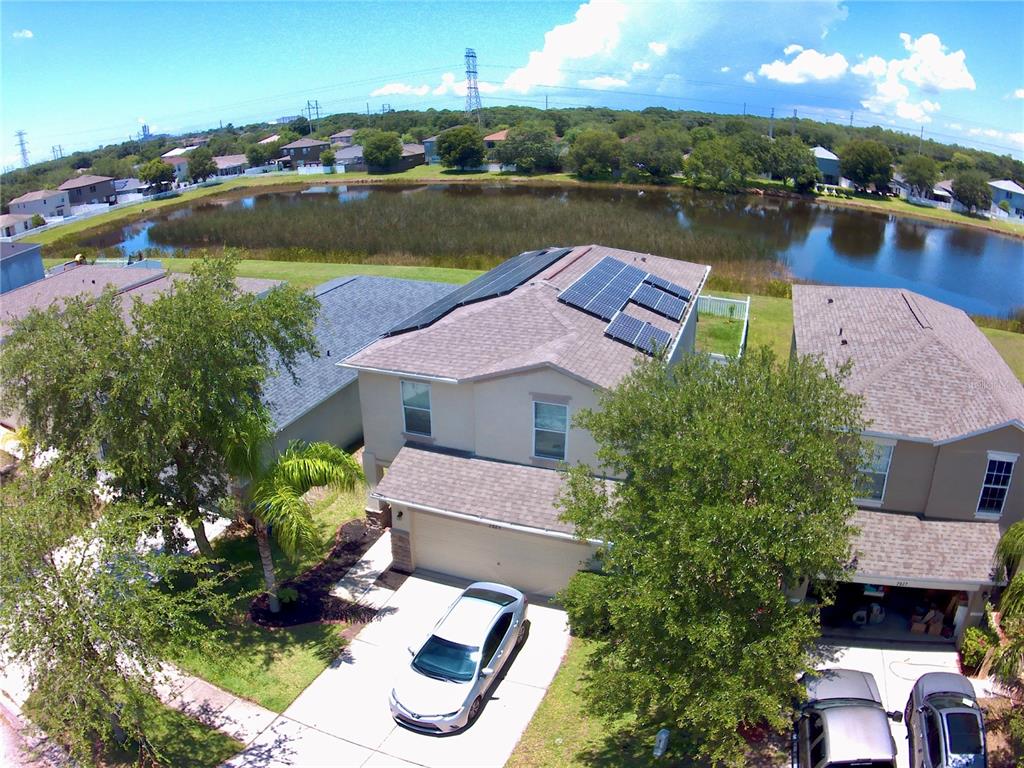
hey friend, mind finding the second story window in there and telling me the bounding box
[534,402,568,461]
[977,452,1017,518]
[401,380,431,436]
[855,438,894,505]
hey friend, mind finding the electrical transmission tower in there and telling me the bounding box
[464,48,482,123]
[305,100,322,133]
[51,145,64,161]
[15,130,29,167]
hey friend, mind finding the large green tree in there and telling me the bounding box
[362,130,403,169]
[566,127,622,180]
[186,147,217,182]
[769,135,820,192]
[684,135,753,191]
[226,423,364,613]
[900,154,940,196]
[993,522,1024,684]
[622,126,687,183]
[245,143,271,167]
[492,121,561,172]
[138,158,175,188]
[437,125,485,170]
[951,169,993,211]
[839,139,894,190]
[559,349,865,765]
[0,255,320,558]
[0,460,231,763]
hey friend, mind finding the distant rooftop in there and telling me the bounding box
[214,154,248,170]
[9,189,63,204]
[258,134,280,145]
[811,146,839,161]
[792,285,1024,442]
[484,129,509,142]
[58,174,113,190]
[0,242,40,261]
[281,137,330,150]
[988,179,1024,194]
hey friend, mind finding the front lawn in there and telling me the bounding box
[171,484,368,712]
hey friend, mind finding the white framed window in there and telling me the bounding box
[400,380,431,436]
[533,401,568,461]
[855,438,895,506]
[976,451,1017,519]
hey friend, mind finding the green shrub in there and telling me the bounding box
[278,587,299,604]
[560,571,611,638]
[960,625,994,670]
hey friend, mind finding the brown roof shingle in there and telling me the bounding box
[792,285,1024,442]
[373,444,612,535]
[345,245,709,389]
[852,508,1001,587]
[57,174,113,190]
[9,189,64,204]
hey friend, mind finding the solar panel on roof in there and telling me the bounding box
[558,256,647,320]
[644,274,692,302]
[386,247,571,335]
[631,283,686,321]
[604,311,675,357]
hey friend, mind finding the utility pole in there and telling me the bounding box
[768,108,775,139]
[15,130,29,167]
[305,100,321,133]
[849,111,854,127]
[464,48,483,124]
[792,108,797,135]
[51,145,63,161]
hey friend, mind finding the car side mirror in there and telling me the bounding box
[889,711,904,723]
[407,646,416,657]
[480,667,493,678]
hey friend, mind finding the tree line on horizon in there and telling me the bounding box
[3,105,1021,212]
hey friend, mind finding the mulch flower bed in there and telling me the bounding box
[250,518,382,628]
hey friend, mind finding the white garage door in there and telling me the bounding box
[412,511,596,597]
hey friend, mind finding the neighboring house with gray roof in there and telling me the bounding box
[8,189,70,218]
[345,244,710,596]
[264,276,455,454]
[58,174,116,206]
[791,285,1024,643]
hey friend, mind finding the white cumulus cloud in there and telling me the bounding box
[743,71,756,83]
[430,72,499,97]
[12,29,33,39]
[370,82,430,97]
[783,44,804,55]
[579,75,629,89]
[852,33,974,124]
[719,66,731,73]
[758,48,849,84]
[1013,88,1024,99]
[503,0,629,93]
[632,61,651,72]
[648,41,667,56]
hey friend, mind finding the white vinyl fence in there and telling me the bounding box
[697,294,751,363]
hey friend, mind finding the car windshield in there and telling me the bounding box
[945,712,983,754]
[464,587,517,606]
[413,635,479,683]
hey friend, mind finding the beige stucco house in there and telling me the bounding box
[343,244,710,596]
[792,285,1024,642]
[8,189,70,219]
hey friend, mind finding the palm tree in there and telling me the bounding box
[226,422,364,613]
[992,521,1024,685]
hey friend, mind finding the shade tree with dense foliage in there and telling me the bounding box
[0,460,232,764]
[0,255,320,559]
[900,154,940,197]
[566,127,622,180]
[952,169,993,212]
[186,147,217,183]
[245,143,271,167]
[559,349,865,765]
[491,121,561,173]
[362,130,403,169]
[839,139,894,190]
[138,158,176,189]
[437,125,485,170]
[621,126,688,183]
[769,135,821,192]
[684,135,754,191]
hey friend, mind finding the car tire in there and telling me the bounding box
[516,624,527,647]
[468,697,482,723]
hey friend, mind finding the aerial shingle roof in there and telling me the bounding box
[373,443,614,535]
[792,285,1024,442]
[9,189,64,204]
[281,137,330,150]
[344,245,709,389]
[264,276,455,431]
[852,508,1001,587]
[213,154,248,170]
[58,174,113,190]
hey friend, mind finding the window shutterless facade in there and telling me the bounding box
[533,401,568,461]
[401,380,432,436]
[855,438,895,506]
[976,451,1017,518]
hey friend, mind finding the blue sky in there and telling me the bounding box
[2,1,1022,168]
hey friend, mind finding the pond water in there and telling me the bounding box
[84,183,1023,316]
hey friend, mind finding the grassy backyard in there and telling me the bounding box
[696,311,747,357]
[171,485,368,712]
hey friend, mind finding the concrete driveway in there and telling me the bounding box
[224,574,569,767]
[817,642,965,768]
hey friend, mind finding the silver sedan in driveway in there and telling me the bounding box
[389,582,528,734]
[904,672,986,768]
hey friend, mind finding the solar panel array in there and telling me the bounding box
[606,311,674,355]
[558,257,647,321]
[387,247,572,335]
[631,283,686,321]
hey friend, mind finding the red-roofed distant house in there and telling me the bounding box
[483,129,508,149]
[58,174,116,206]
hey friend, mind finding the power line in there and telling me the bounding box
[464,48,483,124]
[15,130,29,167]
